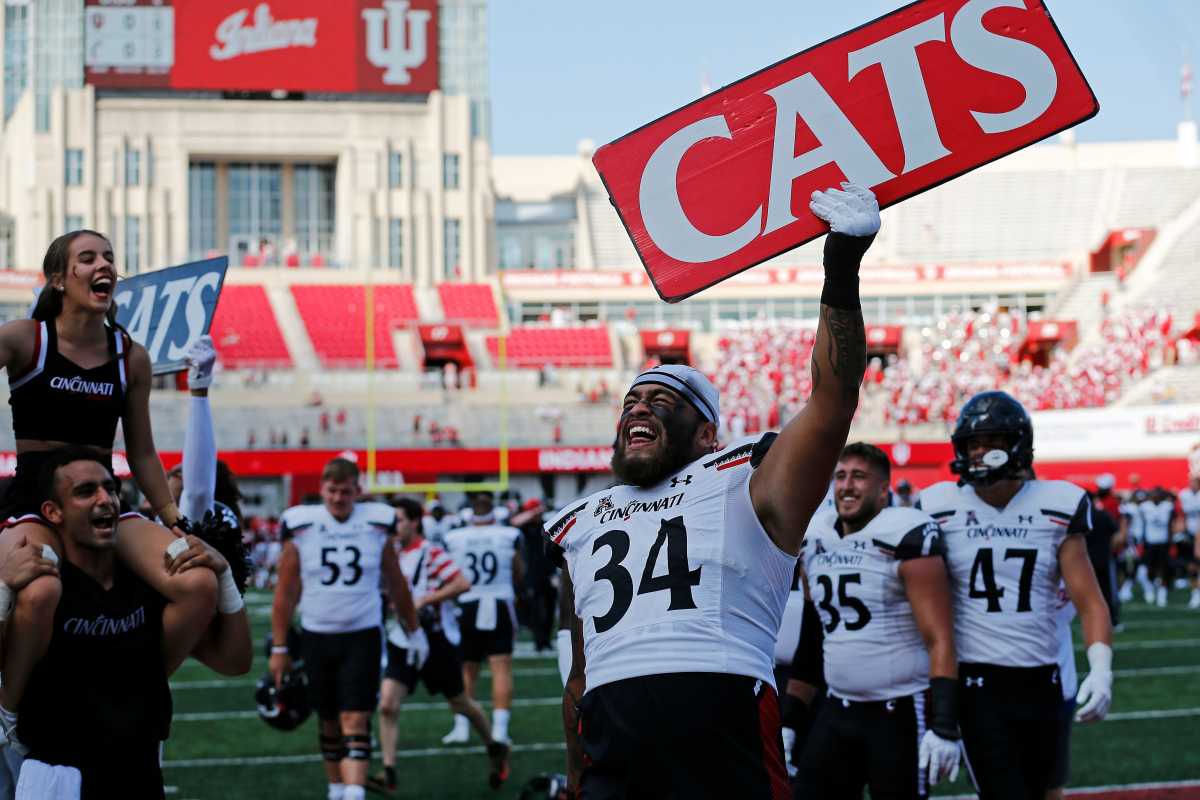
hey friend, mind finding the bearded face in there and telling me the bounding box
[611,386,709,488]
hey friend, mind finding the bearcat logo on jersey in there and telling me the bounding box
[702,442,756,472]
[596,492,686,525]
[594,496,615,518]
[50,375,115,398]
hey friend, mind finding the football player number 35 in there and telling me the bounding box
[591,516,701,633]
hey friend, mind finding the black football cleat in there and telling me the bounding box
[487,740,511,789]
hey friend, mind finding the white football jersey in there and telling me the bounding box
[1120,501,1146,544]
[544,435,796,692]
[774,563,805,667]
[1139,499,1173,545]
[282,502,396,634]
[443,524,522,602]
[800,506,943,701]
[396,536,463,644]
[1179,489,1200,536]
[919,480,1091,667]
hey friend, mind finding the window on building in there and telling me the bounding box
[188,162,217,260]
[33,0,83,132]
[388,219,404,269]
[64,149,83,186]
[125,149,141,186]
[228,163,283,265]
[64,215,83,233]
[443,153,460,190]
[124,217,140,273]
[443,218,461,278]
[3,3,29,123]
[293,163,336,264]
[388,151,404,188]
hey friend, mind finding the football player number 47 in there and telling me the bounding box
[591,516,702,633]
[970,548,1037,613]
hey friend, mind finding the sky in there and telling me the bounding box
[488,1,1200,155]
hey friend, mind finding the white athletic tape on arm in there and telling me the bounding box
[40,545,58,566]
[0,583,13,623]
[166,538,190,560]
[217,569,243,614]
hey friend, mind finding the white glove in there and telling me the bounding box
[809,182,881,237]
[918,729,961,785]
[1075,642,1113,722]
[405,626,430,669]
[186,334,217,390]
[780,727,799,779]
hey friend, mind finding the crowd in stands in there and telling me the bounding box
[708,306,1178,436]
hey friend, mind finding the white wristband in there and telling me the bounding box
[1085,642,1113,674]
[217,568,243,614]
[0,583,13,623]
[556,628,573,686]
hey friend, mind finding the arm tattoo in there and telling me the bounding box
[819,304,866,402]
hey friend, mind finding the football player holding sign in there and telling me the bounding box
[918,392,1114,799]
[546,184,879,799]
[789,443,959,799]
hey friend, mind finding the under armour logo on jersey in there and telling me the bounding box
[753,679,763,697]
[965,510,980,526]
[851,540,867,551]
[1018,514,1034,524]
[670,474,693,487]
[965,677,985,688]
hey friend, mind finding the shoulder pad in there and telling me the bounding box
[545,500,589,547]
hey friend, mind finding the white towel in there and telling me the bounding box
[15,759,80,800]
[475,596,498,631]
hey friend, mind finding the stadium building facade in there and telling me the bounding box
[0,0,494,284]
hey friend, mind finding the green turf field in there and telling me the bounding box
[161,591,1200,799]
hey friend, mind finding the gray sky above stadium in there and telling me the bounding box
[490,0,1200,155]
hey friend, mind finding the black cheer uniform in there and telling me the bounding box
[18,558,171,799]
[2,319,129,520]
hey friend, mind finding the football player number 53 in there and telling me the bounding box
[319,545,364,586]
[590,516,701,633]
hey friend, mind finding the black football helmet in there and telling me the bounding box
[519,773,571,800]
[950,391,1034,486]
[254,668,311,731]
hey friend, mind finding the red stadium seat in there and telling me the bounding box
[290,284,418,368]
[209,285,293,369]
[438,283,500,326]
[486,326,612,368]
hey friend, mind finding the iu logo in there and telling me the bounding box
[670,474,693,488]
[362,1,432,86]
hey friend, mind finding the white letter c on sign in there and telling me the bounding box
[638,115,762,264]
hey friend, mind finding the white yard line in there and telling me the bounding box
[163,741,565,768]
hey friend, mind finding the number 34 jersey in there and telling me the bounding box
[918,480,1091,667]
[544,435,796,692]
[281,502,397,634]
[800,507,943,702]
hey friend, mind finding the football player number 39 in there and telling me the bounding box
[590,516,702,633]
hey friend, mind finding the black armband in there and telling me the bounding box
[820,232,875,310]
[929,677,960,740]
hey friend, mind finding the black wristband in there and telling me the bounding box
[929,677,960,740]
[780,693,810,732]
[820,231,873,310]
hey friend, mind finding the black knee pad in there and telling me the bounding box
[320,733,345,763]
[344,734,372,761]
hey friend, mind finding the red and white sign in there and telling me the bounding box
[85,0,438,95]
[593,0,1097,302]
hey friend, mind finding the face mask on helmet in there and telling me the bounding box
[950,435,1026,486]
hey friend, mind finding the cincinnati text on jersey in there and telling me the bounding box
[966,524,1032,539]
[810,551,865,568]
[594,491,686,525]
